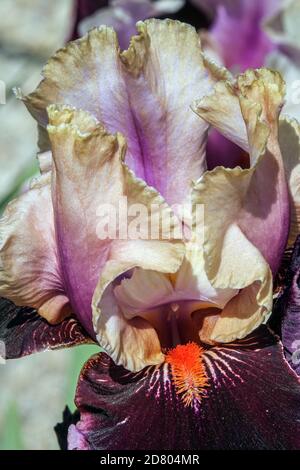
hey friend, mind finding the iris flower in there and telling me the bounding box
[77,0,184,49]
[1,19,300,450]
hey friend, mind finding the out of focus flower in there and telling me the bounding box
[194,0,280,71]
[196,0,300,120]
[192,0,300,208]
[75,0,184,48]
[1,18,300,450]
[264,0,300,121]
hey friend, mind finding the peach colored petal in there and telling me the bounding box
[194,69,289,274]
[192,69,288,342]
[279,117,300,246]
[48,104,184,339]
[0,173,70,323]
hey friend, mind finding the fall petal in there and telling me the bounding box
[66,326,300,450]
[0,173,70,323]
[23,19,216,206]
[273,235,300,376]
[0,298,93,359]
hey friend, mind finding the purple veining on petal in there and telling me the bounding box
[24,21,212,208]
[63,326,300,450]
[0,297,94,359]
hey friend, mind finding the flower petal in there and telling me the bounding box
[264,0,300,55]
[0,173,70,323]
[0,298,92,359]
[78,0,184,49]
[66,326,300,450]
[208,0,278,72]
[273,235,300,376]
[48,105,184,339]
[193,69,289,275]
[92,229,185,371]
[193,78,249,153]
[265,51,300,122]
[22,19,216,206]
[71,0,107,40]
[192,69,289,342]
[278,117,300,246]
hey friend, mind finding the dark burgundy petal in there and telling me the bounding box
[55,407,80,451]
[68,326,300,450]
[272,236,300,375]
[0,297,93,359]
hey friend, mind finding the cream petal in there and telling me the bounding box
[211,282,271,343]
[110,239,239,353]
[37,150,52,174]
[114,269,174,317]
[97,281,164,372]
[22,19,217,207]
[194,69,289,275]
[279,117,300,246]
[174,241,238,308]
[266,50,300,122]
[0,173,70,323]
[48,104,184,339]
[193,79,249,153]
[92,238,185,371]
[192,69,288,342]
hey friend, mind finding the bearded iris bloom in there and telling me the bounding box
[1,19,300,450]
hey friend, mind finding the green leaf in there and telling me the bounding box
[0,401,24,450]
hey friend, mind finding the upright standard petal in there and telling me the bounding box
[194,69,289,275]
[278,118,300,246]
[66,326,300,450]
[22,19,216,206]
[192,69,289,342]
[48,105,184,340]
[0,104,184,343]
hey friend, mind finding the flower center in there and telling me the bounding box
[166,342,209,407]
